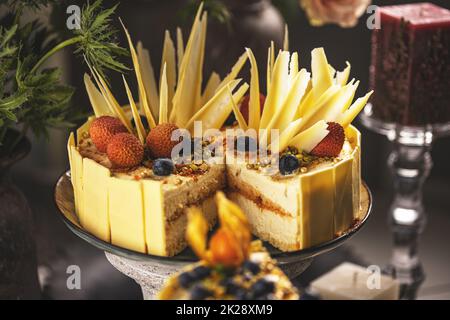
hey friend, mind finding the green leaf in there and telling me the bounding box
[0,90,29,110]
[1,24,18,48]
[74,0,129,80]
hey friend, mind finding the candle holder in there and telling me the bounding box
[360,103,450,300]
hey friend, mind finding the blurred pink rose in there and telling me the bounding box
[300,0,371,28]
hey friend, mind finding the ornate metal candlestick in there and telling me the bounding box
[360,104,450,299]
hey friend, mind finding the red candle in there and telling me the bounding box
[370,3,450,126]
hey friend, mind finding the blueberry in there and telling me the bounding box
[242,261,260,275]
[220,278,241,295]
[191,266,211,280]
[152,158,174,176]
[190,285,212,300]
[279,154,300,175]
[178,272,195,288]
[249,279,275,298]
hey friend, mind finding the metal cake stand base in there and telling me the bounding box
[105,253,312,299]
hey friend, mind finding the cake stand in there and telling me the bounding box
[360,104,450,300]
[55,171,372,299]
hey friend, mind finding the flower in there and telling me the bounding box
[300,0,371,28]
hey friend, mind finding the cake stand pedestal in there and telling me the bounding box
[360,104,450,300]
[105,253,188,300]
[55,171,371,300]
[104,252,312,299]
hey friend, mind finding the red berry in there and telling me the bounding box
[311,122,345,157]
[146,123,180,158]
[107,133,144,168]
[89,116,128,153]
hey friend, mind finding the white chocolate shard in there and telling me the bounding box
[311,47,333,99]
[160,30,176,114]
[300,84,340,130]
[159,63,169,124]
[307,81,358,126]
[185,80,248,132]
[194,13,208,109]
[270,117,303,153]
[339,91,373,128]
[91,67,133,133]
[171,6,205,126]
[228,86,248,130]
[289,52,299,81]
[270,41,275,77]
[202,72,221,106]
[328,64,336,79]
[289,120,329,152]
[295,81,313,119]
[260,51,290,129]
[336,61,351,86]
[246,48,261,130]
[122,75,147,145]
[121,21,157,129]
[266,46,272,92]
[84,74,112,117]
[137,42,159,120]
[341,79,358,112]
[263,69,310,143]
[176,27,184,73]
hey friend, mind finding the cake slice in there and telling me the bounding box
[224,47,371,251]
[158,192,299,300]
[226,126,361,251]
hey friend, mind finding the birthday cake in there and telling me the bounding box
[67,5,372,256]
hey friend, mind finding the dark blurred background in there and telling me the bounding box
[4,0,450,299]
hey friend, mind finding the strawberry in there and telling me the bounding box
[106,133,144,168]
[239,93,265,123]
[89,116,128,153]
[311,122,345,157]
[146,123,180,158]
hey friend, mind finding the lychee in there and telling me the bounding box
[146,123,180,158]
[311,122,345,157]
[107,133,144,168]
[89,116,128,153]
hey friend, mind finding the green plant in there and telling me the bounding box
[0,0,128,152]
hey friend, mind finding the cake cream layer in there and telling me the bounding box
[228,192,299,251]
[226,126,361,251]
[68,117,222,256]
